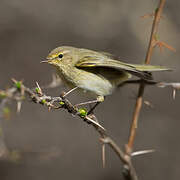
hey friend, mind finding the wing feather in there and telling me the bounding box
[75,56,153,80]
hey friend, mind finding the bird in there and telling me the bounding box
[42,46,170,113]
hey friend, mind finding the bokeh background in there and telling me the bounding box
[0,0,180,179]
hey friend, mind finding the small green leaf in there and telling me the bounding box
[41,99,46,104]
[35,87,40,93]
[15,81,21,89]
[59,101,65,105]
[78,108,87,118]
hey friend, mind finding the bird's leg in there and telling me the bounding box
[75,99,99,107]
[87,101,101,115]
[75,96,104,115]
[88,95,105,115]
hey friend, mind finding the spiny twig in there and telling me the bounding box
[0,77,140,180]
[126,0,166,154]
[125,0,166,179]
[1,76,180,180]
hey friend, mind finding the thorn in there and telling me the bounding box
[173,89,176,100]
[47,103,58,110]
[21,87,25,96]
[141,13,154,19]
[36,82,43,95]
[144,100,154,108]
[17,101,22,113]
[36,82,42,91]
[131,149,155,157]
[85,116,106,131]
[154,39,176,53]
[102,143,106,168]
[11,78,24,84]
[141,13,163,19]
[62,87,78,98]
[48,103,54,111]
[11,78,17,83]
[160,41,176,52]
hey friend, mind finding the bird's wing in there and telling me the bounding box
[76,55,136,71]
[75,55,153,80]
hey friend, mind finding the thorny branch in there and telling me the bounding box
[0,77,179,180]
[125,0,167,179]
[127,0,166,153]
[0,78,139,179]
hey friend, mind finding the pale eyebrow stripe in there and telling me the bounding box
[47,50,70,60]
[62,50,70,54]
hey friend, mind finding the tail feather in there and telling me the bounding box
[113,62,171,80]
[132,64,171,80]
[133,64,171,72]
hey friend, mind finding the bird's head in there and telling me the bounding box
[42,46,78,67]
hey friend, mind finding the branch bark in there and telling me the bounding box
[0,79,138,180]
[126,0,166,154]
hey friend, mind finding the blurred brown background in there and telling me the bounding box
[0,0,180,179]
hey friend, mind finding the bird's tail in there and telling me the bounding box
[104,60,171,80]
[130,64,171,80]
[132,64,171,72]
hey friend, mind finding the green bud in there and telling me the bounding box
[78,108,87,117]
[15,81,21,89]
[35,87,40,93]
[59,101,65,105]
[41,99,46,104]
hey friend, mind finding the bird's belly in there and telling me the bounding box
[77,74,114,96]
[56,68,114,96]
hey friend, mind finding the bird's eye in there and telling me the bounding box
[58,54,63,59]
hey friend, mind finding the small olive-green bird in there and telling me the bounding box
[43,46,169,105]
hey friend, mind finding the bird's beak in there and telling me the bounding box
[41,60,53,64]
[41,60,48,63]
